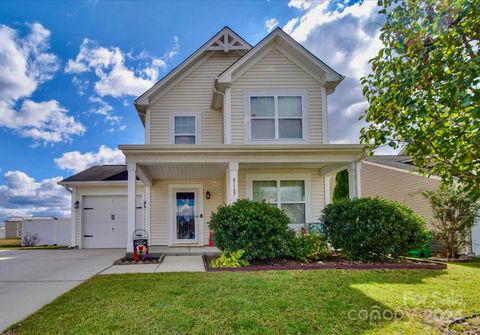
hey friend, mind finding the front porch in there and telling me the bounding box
[120,144,365,252]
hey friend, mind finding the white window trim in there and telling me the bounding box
[169,112,201,144]
[245,173,312,224]
[244,90,309,144]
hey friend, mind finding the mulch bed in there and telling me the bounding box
[203,255,447,272]
[114,254,164,265]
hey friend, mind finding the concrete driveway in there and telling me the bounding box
[0,248,122,332]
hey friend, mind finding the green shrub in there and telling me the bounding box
[209,199,295,260]
[321,197,429,261]
[210,250,249,268]
[290,232,329,263]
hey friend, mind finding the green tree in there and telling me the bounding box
[422,184,478,259]
[333,169,349,202]
[361,0,480,199]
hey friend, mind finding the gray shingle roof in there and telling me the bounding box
[60,165,129,183]
[364,155,417,172]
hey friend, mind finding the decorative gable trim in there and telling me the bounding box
[206,30,251,52]
[135,26,251,118]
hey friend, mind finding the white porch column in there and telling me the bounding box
[226,162,239,204]
[348,161,362,199]
[324,176,332,205]
[70,186,77,248]
[127,162,137,252]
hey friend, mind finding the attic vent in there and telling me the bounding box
[207,30,250,52]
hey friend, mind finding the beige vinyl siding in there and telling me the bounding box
[73,184,145,247]
[230,46,324,144]
[150,178,223,245]
[361,163,441,229]
[149,52,240,145]
[238,168,325,223]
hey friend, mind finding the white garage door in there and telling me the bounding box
[82,195,143,248]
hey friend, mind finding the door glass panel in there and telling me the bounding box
[176,192,195,240]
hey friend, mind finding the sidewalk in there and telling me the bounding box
[100,255,206,274]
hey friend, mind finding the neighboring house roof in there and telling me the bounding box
[364,155,417,172]
[134,26,252,119]
[60,165,130,183]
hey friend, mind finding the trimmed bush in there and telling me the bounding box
[321,197,429,261]
[209,199,295,260]
[290,232,329,263]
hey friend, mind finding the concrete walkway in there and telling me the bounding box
[0,249,123,332]
[100,255,206,274]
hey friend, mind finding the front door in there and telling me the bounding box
[173,189,199,244]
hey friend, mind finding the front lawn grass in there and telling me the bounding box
[6,258,480,335]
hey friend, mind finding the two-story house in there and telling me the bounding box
[60,27,365,252]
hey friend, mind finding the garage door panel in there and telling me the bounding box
[82,195,142,249]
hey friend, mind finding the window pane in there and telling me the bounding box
[250,96,274,117]
[278,96,302,117]
[280,181,305,202]
[174,135,195,144]
[174,116,195,135]
[279,119,302,139]
[281,203,305,224]
[253,181,277,203]
[251,119,275,139]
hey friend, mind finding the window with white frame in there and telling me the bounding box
[252,179,306,224]
[249,94,304,141]
[173,115,197,144]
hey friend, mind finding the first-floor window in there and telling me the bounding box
[173,115,197,144]
[252,179,306,223]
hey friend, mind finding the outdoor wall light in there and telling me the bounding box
[74,201,80,209]
[206,191,211,200]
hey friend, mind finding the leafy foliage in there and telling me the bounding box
[210,250,249,268]
[361,0,480,199]
[333,169,349,202]
[209,199,295,260]
[422,184,479,258]
[290,232,329,263]
[321,198,430,261]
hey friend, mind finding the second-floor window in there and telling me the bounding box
[249,93,306,142]
[173,115,197,144]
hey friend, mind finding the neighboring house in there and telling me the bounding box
[59,27,365,252]
[4,218,23,239]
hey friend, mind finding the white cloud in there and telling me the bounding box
[288,0,311,10]
[0,23,84,145]
[284,0,384,145]
[54,145,125,173]
[0,171,70,222]
[87,96,121,124]
[65,36,180,98]
[265,18,279,32]
[283,18,299,34]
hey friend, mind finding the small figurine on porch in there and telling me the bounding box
[133,229,149,262]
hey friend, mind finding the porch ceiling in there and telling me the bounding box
[142,163,228,179]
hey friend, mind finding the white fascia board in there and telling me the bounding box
[362,160,443,181]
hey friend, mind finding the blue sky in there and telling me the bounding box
[0,0,384,222]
